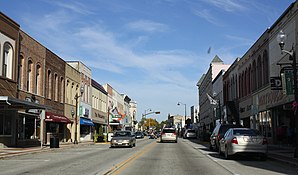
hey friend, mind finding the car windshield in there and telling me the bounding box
[233,129,261,136]
[114,132,131,137]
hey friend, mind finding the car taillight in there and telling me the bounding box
[173,132,176,136]
[161,132,165,136]
[231,137,238,144]
[262,138,268,145]
[217,134,220,141]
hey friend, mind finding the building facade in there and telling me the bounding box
[67,61,93,142]
[91,79,108,137]
[65,63,81,143]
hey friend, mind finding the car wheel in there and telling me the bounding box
[218,146,222,156]
[209,143,213,151]
[224,147,229,160]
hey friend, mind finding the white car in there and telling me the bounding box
[219,128,268,160]
[160,128,177,143]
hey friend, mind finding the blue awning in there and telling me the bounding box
[80,118,94,126]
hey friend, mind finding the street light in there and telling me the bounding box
[277,30,298,158]
[177,102,187,127]
[74,84,84,144]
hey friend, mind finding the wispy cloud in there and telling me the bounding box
[200,0,247,12]
[192,9,223,26]
[126,20,168,32]
[48,0,93,15]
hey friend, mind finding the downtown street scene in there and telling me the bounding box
[2,0,298,175]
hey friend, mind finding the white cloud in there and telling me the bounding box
[200,0,247,12]
[48,0,93,15]
[192,9,223,26]
[126,20,168,32]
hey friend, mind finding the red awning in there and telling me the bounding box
[45,112,71,123]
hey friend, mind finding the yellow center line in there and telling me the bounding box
[103,141,157,175]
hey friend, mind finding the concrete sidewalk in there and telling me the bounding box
[191,139,298,166]
[0,141,97,159]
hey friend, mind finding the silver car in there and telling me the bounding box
[110,131,136,148]
[160,128,177,143]
[183,129,197,139]
[219,128,268,160]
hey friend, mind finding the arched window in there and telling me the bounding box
[239,73,242,98]
[18,55,24,89]
[54,74,58,101]
[263,50,269,85]
[252,61,257,91]
[60,77,64,103]
[47,70,52,99]
[27,60,33,92]
[248,65,251,94]
[257,56,263,89]
[66,80,70,103]
[2,42,14,79]
[35,64,41,95]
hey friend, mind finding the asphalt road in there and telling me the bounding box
[0,138,298,175]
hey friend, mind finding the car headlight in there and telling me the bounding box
[112,140,117,143]
[122,140,130,143]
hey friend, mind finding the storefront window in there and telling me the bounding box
[0,115,3,135]
[4,116,12,135]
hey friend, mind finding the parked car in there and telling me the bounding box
[160,127,177,143]
[110,131,136,148]
[218,128,268,160]
[183,129,197,139]
[135,131,144,139]
[210,123,243,151]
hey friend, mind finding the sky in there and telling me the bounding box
[0,0,294,122]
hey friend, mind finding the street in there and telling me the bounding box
[0,138,298,175]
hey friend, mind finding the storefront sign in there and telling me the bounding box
[45,112,71,123]
[270,77,282,90]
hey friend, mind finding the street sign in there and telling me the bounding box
[270,77,282,90]
[281,70,294,95]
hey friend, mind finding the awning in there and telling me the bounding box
[0,96,50,110]
[80,117,94,126]
[45,112,71,123]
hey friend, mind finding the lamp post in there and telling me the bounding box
[74,84,84,144]
[277,30,298,158]
[177,102,187,127]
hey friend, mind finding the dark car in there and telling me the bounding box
[209,123,242,151]
[135,131,144,139]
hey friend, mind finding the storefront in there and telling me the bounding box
[0,96,47,147]
[80,117,94,141]
[45,112,71,144]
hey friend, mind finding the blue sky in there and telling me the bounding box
[1,0,294,122]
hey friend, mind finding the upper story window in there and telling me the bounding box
[54,74,58,101]
[35,64,41,95]
[27,60,33,92]
[47,70,52,99]
[60,77,64,103]
[2,42,13,79]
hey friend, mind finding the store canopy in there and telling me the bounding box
[45,112,71,123]
[0,96,50,110]
[80,117,94,126]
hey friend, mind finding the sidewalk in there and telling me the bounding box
[0,141,97,159]
[267,144,298,166]
[192,139,298,166]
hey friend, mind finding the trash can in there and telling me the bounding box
[50,137,59,148]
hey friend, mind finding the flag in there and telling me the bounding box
[207,47,212,54]
[206,93,218,105]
